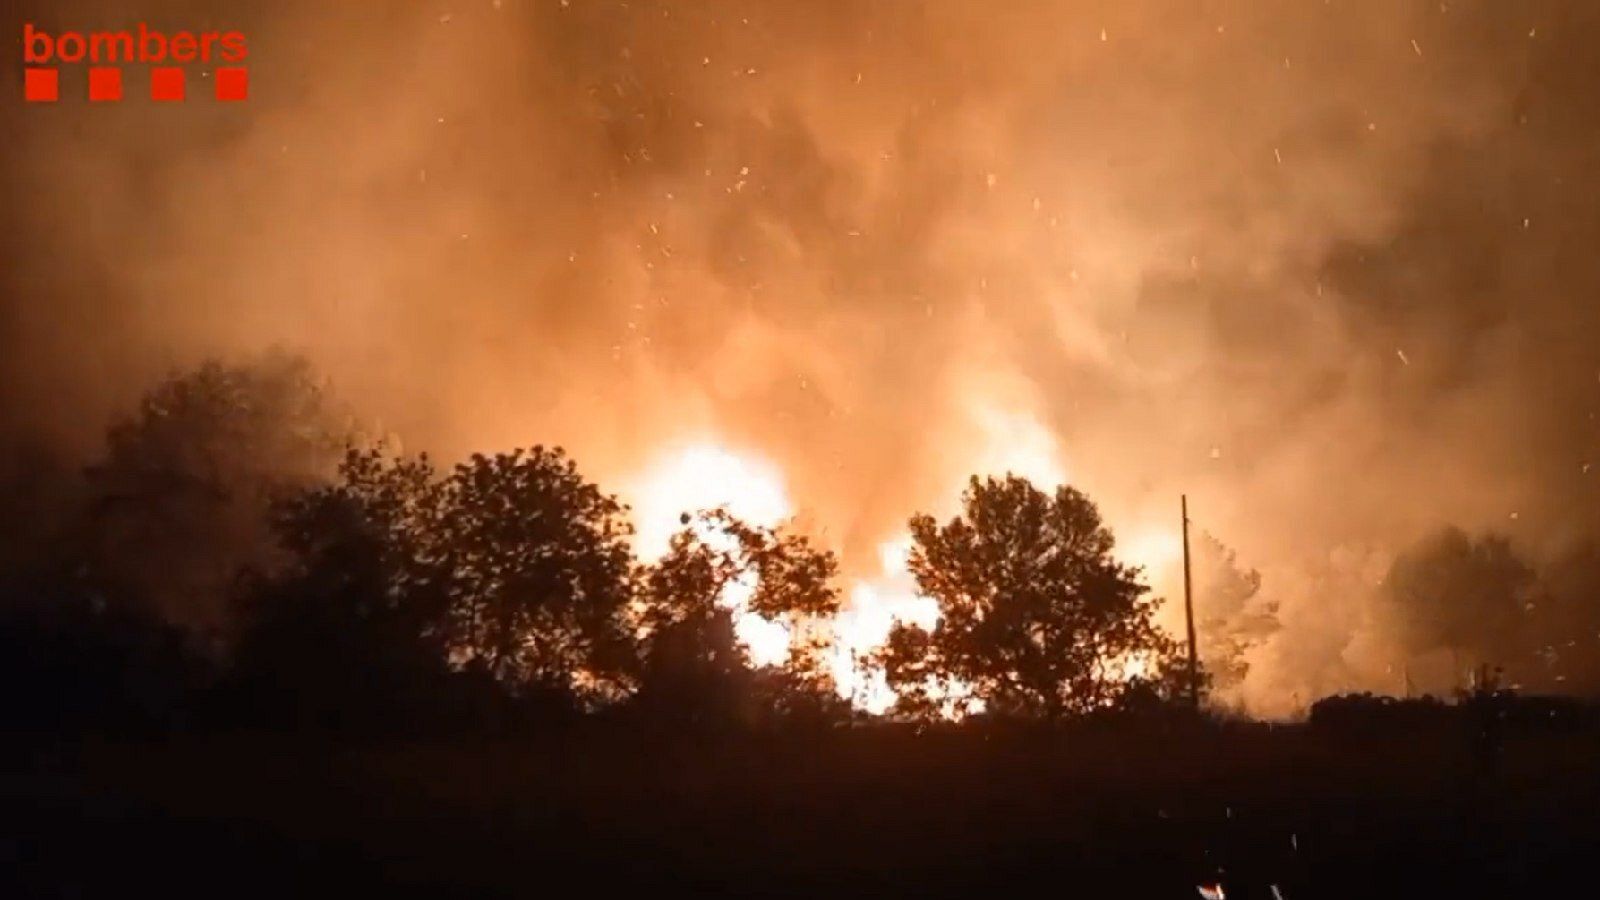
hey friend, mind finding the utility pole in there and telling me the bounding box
[1181,494,1199,708]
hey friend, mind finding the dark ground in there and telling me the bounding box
[4,721,1598,898]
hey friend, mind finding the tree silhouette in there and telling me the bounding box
[1385,527,1534,681]
[235,445,636,722]
[632,509,846,726]
[435,448,636,695]
[227,449,456,729]
[876,475,1187,720]
[77,353,353,631]
[1530,540,1600,693]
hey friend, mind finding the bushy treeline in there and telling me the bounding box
[8,354,1600,737]
[0,355,1194,736]
[1383,527,1600,695]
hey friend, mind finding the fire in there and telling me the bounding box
[1122,525,1183,580]
[629,443,792,560]
[626,421,1171,714]
[828,536,942,712]
[626,441,938,702]
[627,442,795,665]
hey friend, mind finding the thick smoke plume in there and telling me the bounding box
[6,0,1600,715]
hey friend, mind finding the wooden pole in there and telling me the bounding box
[1182,494,1199,708]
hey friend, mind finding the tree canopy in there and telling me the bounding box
[1194,533,1276,698]
[241,446,638,707]
[632,509,847,726]
[876,474,1189,720]
[1385,527,1534,677]
[16,358,1221,732]
[78,353,354,630]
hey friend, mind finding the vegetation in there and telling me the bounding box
[1,357,1220,734]
[1385,527,1600,694]
[1193,533,1276,697]
[5,356,1600,897]
[4,355,1599,739]
[876,475,1192,719]
[75,353,353,631]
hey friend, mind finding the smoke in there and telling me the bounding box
[7,1,1600,715]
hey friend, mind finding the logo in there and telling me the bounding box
[22,23,248,103]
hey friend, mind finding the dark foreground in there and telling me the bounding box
[5,721,1598,899]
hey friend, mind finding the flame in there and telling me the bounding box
[629,443,792,560]
[628,442,794,665]
[625,421,1164,713]
[828,535,942,712]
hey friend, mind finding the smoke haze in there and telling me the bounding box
[7,0,1600,715]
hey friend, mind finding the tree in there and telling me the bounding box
[226,449,455,729]
[631,509,846,727]
[233,445,639,722]
[876,474,1188,720]
[1385,527,1534,681]
[437,448,637,695]
[1529,540,1600,693]
[77,353,354,631]
[1193,533,1276,697]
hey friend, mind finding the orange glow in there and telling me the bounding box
[627,421,1177,713]
[1122,526,1184,581]
[627,442,795,666]
[628,442,792,560]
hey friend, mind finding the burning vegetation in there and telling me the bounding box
[3,353,1598,732]
[8,3,1600,895]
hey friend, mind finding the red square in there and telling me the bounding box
[88,67,122,102]
[215,67,248,101]
[150,67,185,101]
[24,67,58,103]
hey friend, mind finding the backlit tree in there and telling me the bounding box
[877,474,1188,719]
